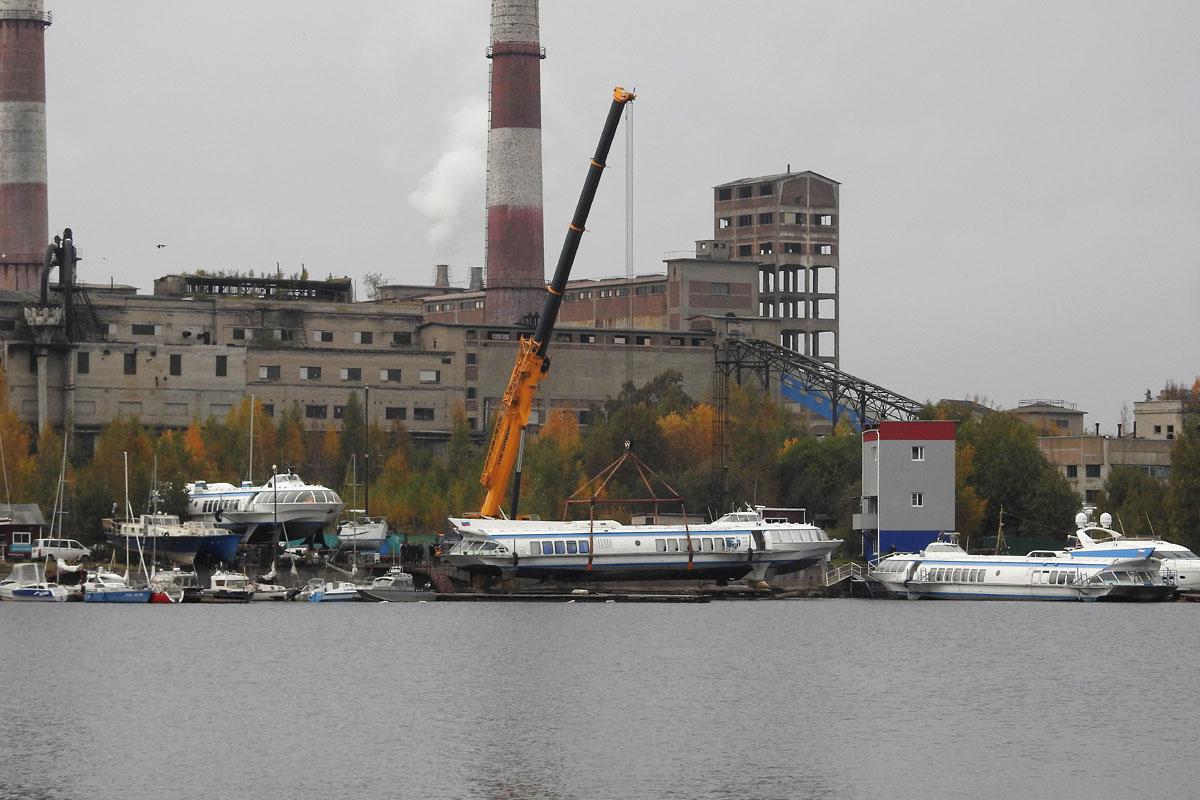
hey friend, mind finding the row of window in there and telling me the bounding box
[483,330,708,348]
[78,355,443,385]
[768,529,826,543]
[528,540,592,555]
[654,537,742,553]
[125,326,416,347]
[718,213,836,228]
[735,242,835,257]
[567,284,667,300]
[258,367,440,384]
[1031,569,1078,586]
[426,300,485,313]
[304,405,439,422]
[1064,464,1103,479]
[926,567,989,583]
[76,352,230,378]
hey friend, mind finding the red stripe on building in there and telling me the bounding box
[873,420,957,441]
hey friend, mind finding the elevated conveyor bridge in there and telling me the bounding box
[715,337,923,431]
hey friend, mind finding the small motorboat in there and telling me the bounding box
[295,578,358,602]
[357,567,434,602]
[200,569,254,602]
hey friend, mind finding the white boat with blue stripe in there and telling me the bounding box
[1068,507,1200,593]
[869,532,1178,601]
[444,506,842,582]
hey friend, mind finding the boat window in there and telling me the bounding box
[715,537,725,551]
[769,531,779,543]
[579,541,590,554]
[1049,571,1059,584]
[542,542,554,555]
[566,541,577,555]
[702,537,713,551]
[529,542,541,555]
[656,539,666,552]
[554,541,565,555]
[667,539,679,552]
[951,568,961,582]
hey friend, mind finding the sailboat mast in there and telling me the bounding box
[363,385,369,518]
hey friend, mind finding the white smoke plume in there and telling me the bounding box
[408,97,488,261]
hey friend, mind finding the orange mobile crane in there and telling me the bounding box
[476,87,636,518]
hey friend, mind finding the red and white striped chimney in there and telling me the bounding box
[485,0,545,325]
[0,0,51,291]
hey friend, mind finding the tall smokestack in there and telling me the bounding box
[0,0,51,291]
[485,0,545,325]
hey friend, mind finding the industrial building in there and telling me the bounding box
[1,0,907,466]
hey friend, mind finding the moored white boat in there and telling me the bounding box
[200,569,254,602]
[80,568,152,603]
[1068,508,1200,593]
[356,567,433,602]
[0,563,69,602]
[295,578,358,602]
[444,505,842,582]
[151,567,203,603]
[869,533,1177,601]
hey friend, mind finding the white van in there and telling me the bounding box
[30,538,92,561]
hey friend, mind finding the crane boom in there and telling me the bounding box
[477,87,636,518]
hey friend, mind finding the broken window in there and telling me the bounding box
[737,214,753,227]
[718,217,732,229]
[718,188,732,201]
[784,242,803,254]
[759,243,773,255]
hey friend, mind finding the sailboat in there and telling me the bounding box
[85,452,153,603]
[334,456,387,551]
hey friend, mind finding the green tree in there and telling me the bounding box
[724,382,797,509]
[522,410,585,520]
[958,412,1070,537]
[775,421,861,532]
[1096,467,1168,538]
[1167,419,1200,551]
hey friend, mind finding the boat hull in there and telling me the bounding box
[83,589,152,603]
[106,533,201,566]
[7,586,69,602]
[357,588,433,602]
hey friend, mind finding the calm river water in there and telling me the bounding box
[1,599,1194,800]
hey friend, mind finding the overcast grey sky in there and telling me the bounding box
[42,0,1199,430]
